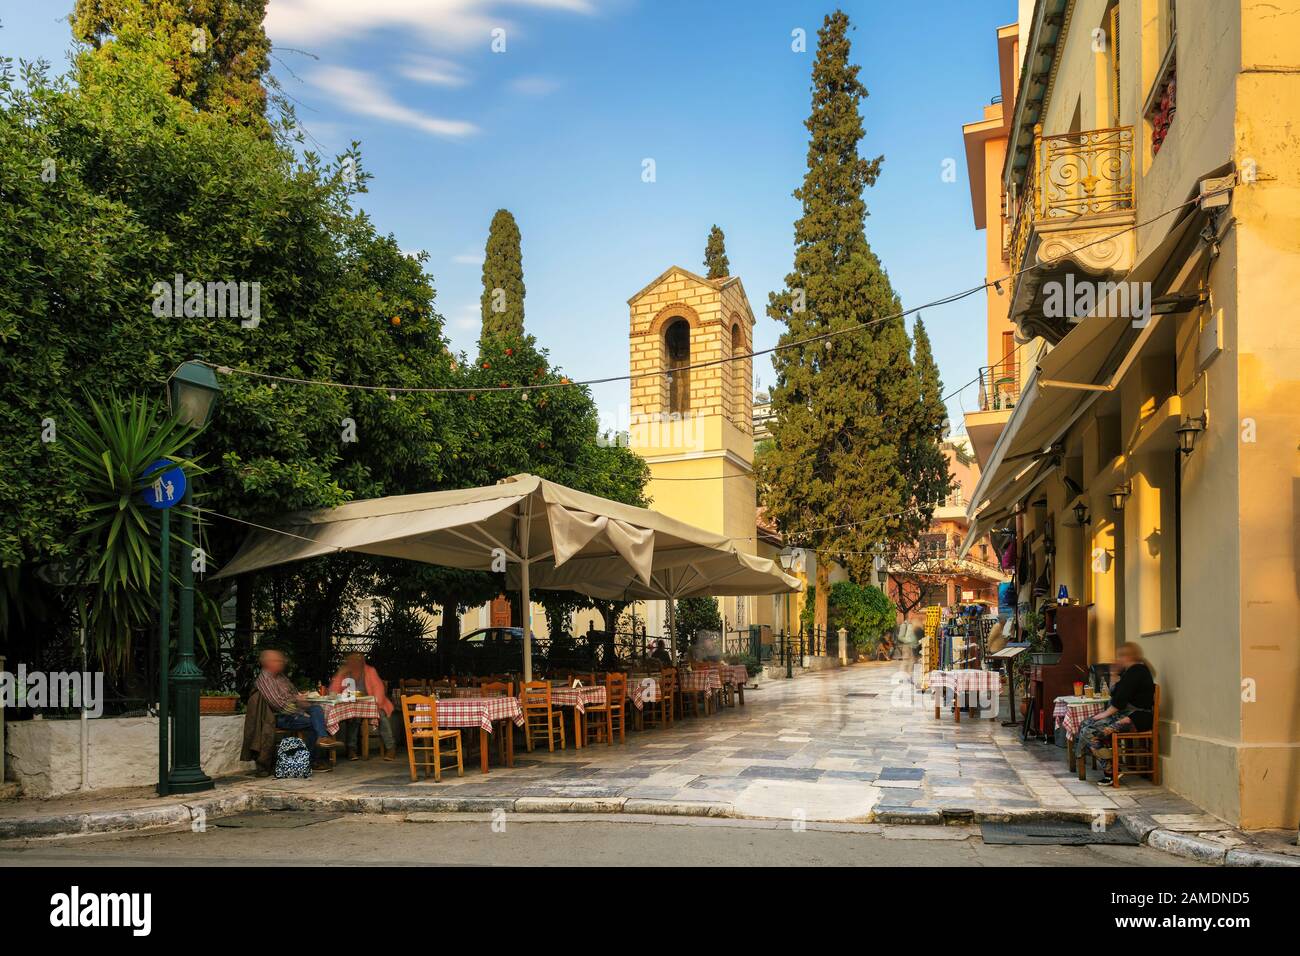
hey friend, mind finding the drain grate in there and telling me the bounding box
[980,821,1138,846]
[215,810,343,829]
[845,692,878,698]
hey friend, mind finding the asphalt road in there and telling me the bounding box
[0,813,1199,867]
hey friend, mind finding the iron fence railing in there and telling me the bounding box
[977,360,1020,411]
[1008,124,1135,299]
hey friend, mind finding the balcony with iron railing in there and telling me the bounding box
[1006,124,1136,342]
[977,359,1020,412]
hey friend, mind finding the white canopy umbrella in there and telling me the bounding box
[513,548,801,657]
[214,474,769,681]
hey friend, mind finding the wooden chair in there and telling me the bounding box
[640,672,674,730]
[520,681,566,752]
[582,672,626,745]
[1111,684,1160,787]
[567,672,596,687]
[678,668,711,718]
[480,681,513,697]
[400,694,463,782]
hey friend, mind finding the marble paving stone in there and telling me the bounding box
[737,765,823,783]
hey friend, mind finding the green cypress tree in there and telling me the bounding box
[759,10,919,628]
[703,225,730,278]
[898,317,953,539]
[479,209,526,345]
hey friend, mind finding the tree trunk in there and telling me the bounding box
[235,573,255,652]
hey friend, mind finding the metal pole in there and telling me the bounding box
[165,450,212,793]
[157,509,170,797]
[521,558,532,684]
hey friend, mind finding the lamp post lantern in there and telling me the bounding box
[164,361,220,794]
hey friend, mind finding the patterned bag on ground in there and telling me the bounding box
[275,736,312,779]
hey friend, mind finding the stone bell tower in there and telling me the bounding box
[627,265,758,634]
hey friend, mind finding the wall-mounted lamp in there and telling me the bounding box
[1176,412,1208,456]
[1109,482,1132,513]
[1072,501,1090,526]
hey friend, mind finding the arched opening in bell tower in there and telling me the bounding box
[665,318,691,414]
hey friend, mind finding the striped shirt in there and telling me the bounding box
[255,670,300,716]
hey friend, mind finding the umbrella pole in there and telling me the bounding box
[667,598,678,661]
[521,558,532,684]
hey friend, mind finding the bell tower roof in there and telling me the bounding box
[627,265,754,325]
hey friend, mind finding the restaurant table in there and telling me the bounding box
[678,670,723,694]
[719,664,749,705]
[927,669,1000,722]
[1053,695,1111,778]
[625,676,660,710]
[434,695,525,774]
[549,684,608,749]
[315,697,383,758]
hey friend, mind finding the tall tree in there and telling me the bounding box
[479,209,526,345]
[896,317,952,540]
[703,224,729,278]
[71,0,272,135]
[758,10,920,632]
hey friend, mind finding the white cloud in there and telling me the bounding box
[309,66,479,139]
[454,303,482,330]
[267,0,599,48]
[510,74,561,96]
[400,56,470,88]
[452,252,486,265]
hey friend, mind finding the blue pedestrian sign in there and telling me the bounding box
[142,459,186,509]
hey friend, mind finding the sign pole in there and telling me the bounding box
[157,508,171,796]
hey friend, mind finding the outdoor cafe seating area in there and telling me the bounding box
[320,661,751,783]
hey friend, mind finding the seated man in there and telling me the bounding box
[328,652,396,761]
[254,649,344,770]
[648,639,673,667]
[1072,642,1156,785]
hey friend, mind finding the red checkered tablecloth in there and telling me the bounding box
[626,676,660,710]
[549,685,607,713]
[927,670,1000,697]
[1053,696,1111,737]
[719,664,749,685]
[429,695,524,733]
[678,670,722,693]
[319,698,381,736]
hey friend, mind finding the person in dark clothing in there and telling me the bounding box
[1073,643,1155,784]
[649,639,673,667]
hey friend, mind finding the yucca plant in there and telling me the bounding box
[59,391,207,673]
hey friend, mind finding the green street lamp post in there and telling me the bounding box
[164,361,221,794]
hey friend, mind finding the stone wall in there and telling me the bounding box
[4,715,253,798]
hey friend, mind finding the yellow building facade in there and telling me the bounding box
[964,0,1300,829]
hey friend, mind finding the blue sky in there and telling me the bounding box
[4,0,1017,427]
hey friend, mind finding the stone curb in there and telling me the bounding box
[3,790,1295,867]
[1118,813,1300,867]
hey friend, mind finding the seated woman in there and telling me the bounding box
[329,652,396,761]
[1072,642,1155,785]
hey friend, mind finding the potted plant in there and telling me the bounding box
[198,690,239,715]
